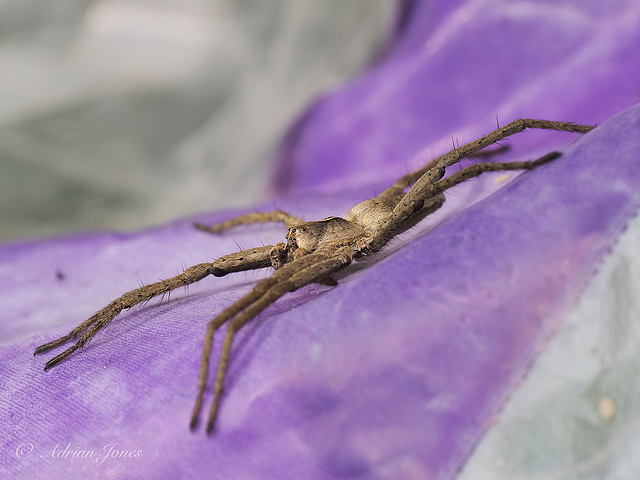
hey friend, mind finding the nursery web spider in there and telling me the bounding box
[35,119,594,434]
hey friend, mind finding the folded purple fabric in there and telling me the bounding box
[273,1,640,196]
[3,1,640,479]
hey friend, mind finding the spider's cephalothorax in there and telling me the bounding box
[34,119,595,434]
[287,217,364,253]
[266,217,361,270]
[282,216,365,262]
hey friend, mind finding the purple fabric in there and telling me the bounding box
[272,0,640,196]
[3,1,640,479]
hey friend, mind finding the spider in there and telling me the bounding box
[34,118,594,434]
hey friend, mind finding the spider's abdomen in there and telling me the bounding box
[345,197,396,232]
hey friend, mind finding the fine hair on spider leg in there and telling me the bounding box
[34,119,595,435]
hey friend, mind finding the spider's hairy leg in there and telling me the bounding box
[432,151,562,193]
[381,144,510,199]
[404,119,594,202]
[368,120,595,251]
[194,210,303,234]
[434,119,595,172]
[190,246,353,434]
[191,247,330,427]
[34,245,274,370]
[370,151,564,253]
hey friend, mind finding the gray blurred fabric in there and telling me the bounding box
[0,0,394,241]
[458,212,640,480]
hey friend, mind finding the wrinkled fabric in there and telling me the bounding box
[2,1,640,479]
[272,0,640,195]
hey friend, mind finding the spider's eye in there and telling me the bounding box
[290,228,296,233]
[300,227,306,232]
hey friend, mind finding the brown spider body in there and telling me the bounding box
[279,195,436,263]
[286,217,364,255]
[34,119,595,434]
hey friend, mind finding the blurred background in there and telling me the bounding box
[0,0,395,241]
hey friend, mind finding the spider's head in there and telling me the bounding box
[286,223,314,251]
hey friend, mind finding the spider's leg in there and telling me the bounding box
[189,247,353,433]
[405,151,563,211]
[371,120,594,250]
[34,263,213,367]
[35,246,274,370]
[206,247,353,434]
[380,144,510,200]
[401,120,593,207]
[195,210,303,234]
[431,151,562,194]
[190,252,329,429]
[365,192,446,253]
[369,151,563,253]
[434,119,594,171]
